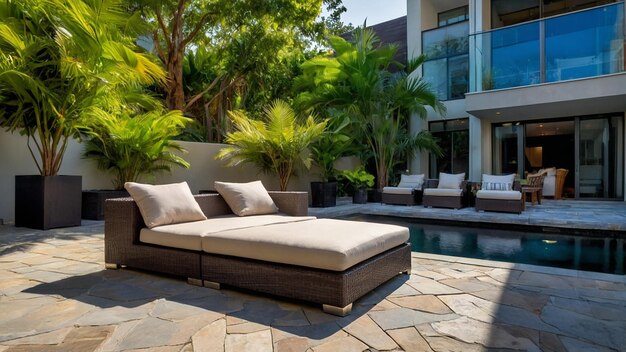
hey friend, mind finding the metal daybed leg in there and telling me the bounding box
[187,278,203,286]
[105,263,119,269]
[203,280,221,290]
[323,303,353,317]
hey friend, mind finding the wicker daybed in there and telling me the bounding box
[104,191,411,316]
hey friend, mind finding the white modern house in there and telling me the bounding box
[407,0,626,200]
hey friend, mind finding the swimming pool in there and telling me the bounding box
[342,214,626,275]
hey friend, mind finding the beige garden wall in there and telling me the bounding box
[0,130,358,223]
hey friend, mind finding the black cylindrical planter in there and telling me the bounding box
[311,181,337,207]
[353,189,368,204]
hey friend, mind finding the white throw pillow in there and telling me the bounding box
[124,181,207,229]
[481,174,515,191]
[214,180,278,217]
[546,167,557,176]
[437,172,465,189]
[397,174,424,189]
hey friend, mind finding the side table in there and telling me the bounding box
[521,186,542,210]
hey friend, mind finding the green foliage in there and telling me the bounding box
[216,100,327,191]
[83,110,191,190]
[294,26,445,189]
[340,166,374,190]
[310,113,353,181]
[0,0,165,176]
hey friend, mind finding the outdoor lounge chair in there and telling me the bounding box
[533,167,569,199]
[381,174,424,205]
[423,172,467,209]
[104,181,411,317]
[475,174,523,214]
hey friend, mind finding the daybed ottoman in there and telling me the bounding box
[105,192,411,316]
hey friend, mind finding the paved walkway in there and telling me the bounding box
[310,199,626,233]
[1,222,625,351]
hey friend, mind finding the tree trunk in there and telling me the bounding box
[165,50,185,111]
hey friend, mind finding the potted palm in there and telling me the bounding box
[81,110,191,220]
[310,114,352,207]
[216,100,326,191]
[341,167,374,204]
[0,0,165,229]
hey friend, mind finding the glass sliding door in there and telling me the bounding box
[576,116,624,199]
[493,124,524,177]
[429,119,469,178]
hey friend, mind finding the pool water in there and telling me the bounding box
[342,214,626,275]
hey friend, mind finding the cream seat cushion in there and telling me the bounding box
[200,219,409,271]
[125,181,207,229]
[214,180,278,216]
[476,190,521,200]
[141,214,316,251]
[382,187,414,195]
[423,188,463,197]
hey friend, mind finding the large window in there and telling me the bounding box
[438,6,469,27]
[422,21,469,100]
[491,0,617,29]
[429,119,469,178]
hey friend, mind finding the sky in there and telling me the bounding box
[329,0,407,26]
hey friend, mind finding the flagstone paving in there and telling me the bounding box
[1,222,625,351]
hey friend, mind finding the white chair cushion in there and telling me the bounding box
[476,190,522,200]
[125,181,207,229]
[397,174,424,189]
[438,172,465,189]
[214,180,278,216]
[424,188,463,197]
[382,187,414,195]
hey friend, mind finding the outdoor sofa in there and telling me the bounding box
[475,174,523,214]
[104,181,411,316]
[381,174,425,205]
[422,172,467,209]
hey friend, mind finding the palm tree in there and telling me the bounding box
[216,100,326,191]
[0,0,166,176]
[295,27,445,189]
[83,110,192,190]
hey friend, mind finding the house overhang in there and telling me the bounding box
[464,72,626,122]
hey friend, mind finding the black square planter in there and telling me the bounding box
[82,190,129,220]
[15,175,82,230]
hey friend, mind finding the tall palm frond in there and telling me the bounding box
[216,100,326,191]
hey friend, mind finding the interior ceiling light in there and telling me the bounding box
[496,111,501,115]
[542,239,558,244]
[539,124,544,127]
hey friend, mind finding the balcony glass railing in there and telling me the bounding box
[470,2,624,92]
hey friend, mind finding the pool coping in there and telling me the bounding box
[309,199,626,237]
[412,252,626,283]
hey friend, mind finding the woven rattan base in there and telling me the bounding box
[201,243,411,309]
[476,198,523,214]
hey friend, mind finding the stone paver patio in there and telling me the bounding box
[1,219,625,351]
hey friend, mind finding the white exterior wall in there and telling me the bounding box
[0,130,325,223]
